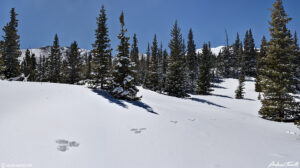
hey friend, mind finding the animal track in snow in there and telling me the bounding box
[170,120,178,124]
[130,128,147,134]
[56,139,80,152]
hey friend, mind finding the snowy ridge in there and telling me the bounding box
[20,46,91,61]
[196,46,224,55]
[0,79,299,168]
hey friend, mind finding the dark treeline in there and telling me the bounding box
[0,1,299,121]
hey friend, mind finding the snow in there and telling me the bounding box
[0,79,299,168]
[20,47,91,61]
[197,46,225,55]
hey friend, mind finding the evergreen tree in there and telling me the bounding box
[143,43,151,86]
[259,0,299,122]
[139,54,146,86]
[21,49,31,78]
[255,36,268,92]
[66,41,82,84]
[161,49,168,92]
[186,29,197,92]
[235,60,245,99]
[293,31,300,91]
[0,40,5,76]
[220,30,232,77]
[197,43,212,95]
[21,49,36,81]
[48,34,62,83]
[130,34,139,84]
[85,53,92,80]
[243,29,257,77]
[146,34,160,91]
[2,8,21,78]
[233,33,241,77]
[166,21,187,97]
[92,5,112,89]
[157,43,164,92]
[111,12,139,100]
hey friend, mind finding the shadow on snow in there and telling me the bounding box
[187,97,227,109]
[92,89,158,115]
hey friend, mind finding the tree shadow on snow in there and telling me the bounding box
[212,94,233,99]
[92,89,158,115]
[187,97,227,109]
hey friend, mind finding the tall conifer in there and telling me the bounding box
[259,0,299,121]
[92,5,112,89]
[2,8,21,78]
[111,12,139,100]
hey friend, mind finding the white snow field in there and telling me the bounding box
[0,79,299,168]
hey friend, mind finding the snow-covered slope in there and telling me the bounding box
[0,79,299,168]
[20,46,91,61]
[197,46,224,55]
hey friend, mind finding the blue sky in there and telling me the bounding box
[0,0,299,53]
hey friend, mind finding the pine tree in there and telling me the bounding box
[235,61,245,99]
[48,34,62,83]
[161,49,168,92]
[243,29,257,77]
[130,34,139,84]
[293,31,300,91]
[259,0,299,122]
[157,43,164,92]
[85,53,92,80]
[220,30,232,77]
[21,49,31,78]
[92,5,112,89]
[146,34,160,91]
[233,33,241,78]
[0,40,5,76]
[166,21,187,97]
[66,41,82,84]
[197,43,212,95]
[143,43,151,86]
[111,12,139,100]
[186,29,197,92]
[255,36,267,92]
[2,8,21,78]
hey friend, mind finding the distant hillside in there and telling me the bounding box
[20,46,91,61]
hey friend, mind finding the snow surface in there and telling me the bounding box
[196,46,224,55]
[0,79,299,168]
[20,46,91,61]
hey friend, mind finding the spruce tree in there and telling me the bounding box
[157,43,164,92]
[85,53,92,80]
[0,40,5,76]
[255,36,267,92]
[243,29,257,77]
[186,29,197,92]
[197,43,212,95]
[146,34,159,91]
[111,12,139,100]
[21,49,31,78]
[2,8,21,78]
[92,5,112,89]
[130,34,139,84]
[293,31,300,91]
[220,30,232,77]
[166,21,187,97]
[233,33,241,78]
[161,49,168,92]
[235,61,245,99]
[143,43,151,87]
[66,41,82,84]
[48,34,62,83]
[259,0,299,122]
